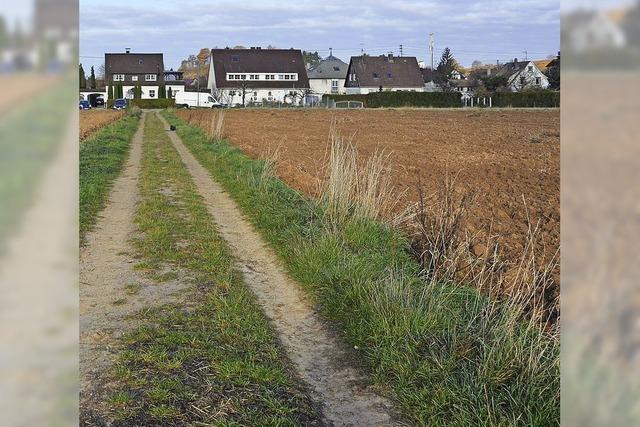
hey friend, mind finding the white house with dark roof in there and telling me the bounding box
[493,59,550,92]
[207,47,310,106]
[307,54,348,97]
[344,54,424,94]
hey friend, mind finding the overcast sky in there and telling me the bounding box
[79,0,563,71]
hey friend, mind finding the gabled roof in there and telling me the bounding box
[105,53,164,75]
[346,55,423,88]
[210,48,309,89]
[492,60,538,77]
[307,55,348,79]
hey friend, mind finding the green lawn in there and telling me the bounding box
[105,113,319,425]
[79,112,140,242]
[163,110,560,426]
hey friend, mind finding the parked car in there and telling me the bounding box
[113,99,128,110]
[95,97,105,107]
[174,92,223,109]
[79,100,91,110]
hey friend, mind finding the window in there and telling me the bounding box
[139,59,144,65]
[333,66,340,71]
[331,80,338,88]
[265,74,271,80]
[229,90,236,96]
[241,74,246,80]
[268,91,272,96]
[253,91,257,97]
[387,72,392,78]
[520,76,526,85]
[285,74,290,80]
[535,77,541,85]
[145,74,157,81]
[232,55,239,62]
[149,90,156,98]
[113,74,125,82]
[132,75,138,81]
[528,65,533,71]
[373,72,379,79]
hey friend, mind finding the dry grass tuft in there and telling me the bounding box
[321,121,398,227]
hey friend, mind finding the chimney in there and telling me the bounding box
[125,47,131,54]
[387,53,393,61]
[514,58,518,63]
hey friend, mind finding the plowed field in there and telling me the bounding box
[178,108,560,277]
[80,110,123,141]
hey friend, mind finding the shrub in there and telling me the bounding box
[492,90,559,108]
[324,91,462,108]
[130,98,176,109]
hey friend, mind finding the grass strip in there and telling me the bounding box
[0,76,74,247]
[79,112,140,242]
[163,110,560,426]
[106,113,319,425]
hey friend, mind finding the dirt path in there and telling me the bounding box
[0,109,78,426]
[79,112,188,411]
[157,113,398,426]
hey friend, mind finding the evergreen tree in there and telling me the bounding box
[108,85,114,100]
[435,47,458,84]
[89,66,96,89]
[167,87,173,98]
[116,84,123,98]
[159,85,166,99]
[79,64,87,89]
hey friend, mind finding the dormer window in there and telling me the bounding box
[387,72,392,78]
[113,74,125,82]
[373,72,379,79]
[232,55,239,62]
[139,59,144,65]
[145,74,157,81]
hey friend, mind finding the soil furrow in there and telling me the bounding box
[157,113,398,426]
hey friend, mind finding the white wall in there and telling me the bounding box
[345,86,424,95]
[108,85,162,100]
[309,78,346,96]
[217,88,306,106]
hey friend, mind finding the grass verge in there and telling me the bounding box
[104,113,319,425]
[163,110,560,426]
[79,112,140,242]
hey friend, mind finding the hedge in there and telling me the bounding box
[324,91,462,108]
[491,91,560,108]
[130,98,176,109]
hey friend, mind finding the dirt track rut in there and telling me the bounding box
[80,112,188,410]
[157,113,397,426]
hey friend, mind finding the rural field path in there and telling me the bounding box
[79,112,189,413]
[157,113,398,426]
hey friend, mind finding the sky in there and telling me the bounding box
[78,0,564,71]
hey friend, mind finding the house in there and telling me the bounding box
[307,54,348,99]
[344,54,424,94]
[35,0,77,68]
[450,79,477,99]
[563,10,627,52]
[104,50,183,100]
[490,59,550,92]
[207,47,310,106]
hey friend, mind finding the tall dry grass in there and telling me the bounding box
[177,109,225,141]
[321,122,398,227]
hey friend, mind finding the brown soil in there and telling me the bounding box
[0,74,60,114]
[79,109,124,141]
[79,113,189,415]
[159,113,399,426]
[178,108,560,281]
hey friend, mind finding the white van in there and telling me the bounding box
[175,92,223,108]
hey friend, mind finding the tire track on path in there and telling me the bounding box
[157,113,398,426]
[80,112,188,414]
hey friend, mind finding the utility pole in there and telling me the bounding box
[360,43,364,55]
[400,44,403,57]
[522,50,528,61]
[429,33,435,81]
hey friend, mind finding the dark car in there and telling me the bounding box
[95,97,105,107]
[113,98,128,110]
[79,100,91,110]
